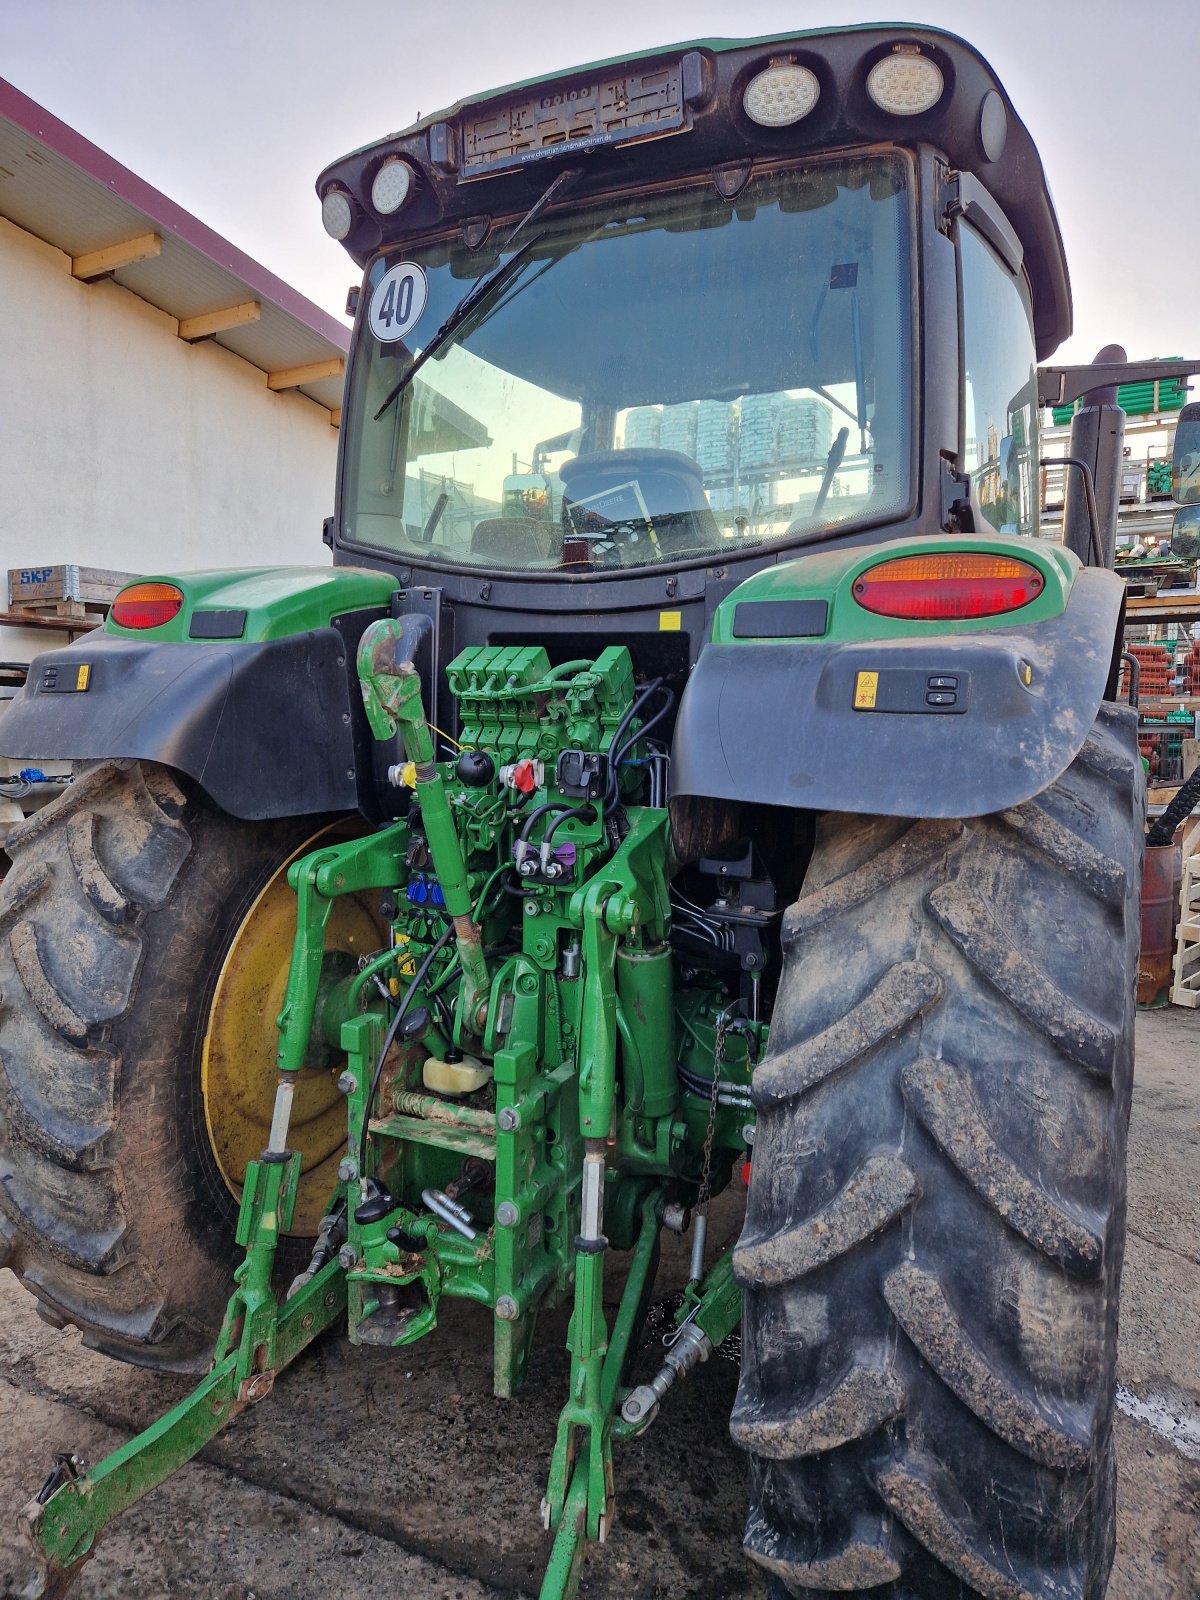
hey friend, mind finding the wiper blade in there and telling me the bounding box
[372,165,582,424]
[373,237,540,421]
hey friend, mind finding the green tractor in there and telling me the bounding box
[0,23,1189,1600]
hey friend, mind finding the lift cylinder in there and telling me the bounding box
[616,944,678,1119]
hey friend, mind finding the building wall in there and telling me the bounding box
[0,216,337,579]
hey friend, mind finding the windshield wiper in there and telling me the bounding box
[372,165,583,423]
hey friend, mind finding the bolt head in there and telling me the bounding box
[497,1106,521,1132]
[494,1294,519,1321]
[741,1123,756,1146]
[496,1201,519,1227]
[337,1072,357,1096]
[336,1244,358,1271]
[337,1157,358,1183]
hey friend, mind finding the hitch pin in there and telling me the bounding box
[422,1187,476,1240]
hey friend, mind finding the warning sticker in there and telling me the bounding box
[853,670,879,709]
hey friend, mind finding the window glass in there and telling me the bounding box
[961,223,1040,536]
[339,155,913,575]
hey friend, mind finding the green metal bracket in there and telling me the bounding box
[275,828,406,1075]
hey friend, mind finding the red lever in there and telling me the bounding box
[513,759,538,794]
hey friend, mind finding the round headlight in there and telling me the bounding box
[371,158,415,216]
[743,61,820,127]
[866,47,944,116]
[321,188,354,241]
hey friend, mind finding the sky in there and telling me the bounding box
[2,0,1197,370]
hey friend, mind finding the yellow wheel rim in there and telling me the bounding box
[201,825,386,1235]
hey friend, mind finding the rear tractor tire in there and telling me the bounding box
[732,704,1142,1599]
[0,761,380,1371]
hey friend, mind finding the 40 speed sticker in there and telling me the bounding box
[369,262,428,343]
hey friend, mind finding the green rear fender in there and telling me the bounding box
[0,566,400,821]
[670,534,1126,825]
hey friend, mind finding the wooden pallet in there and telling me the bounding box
[1170,856,1200,1006]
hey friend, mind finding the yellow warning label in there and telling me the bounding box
[854,670,879,709]
[658,610,682,632]
[75,663,91,691]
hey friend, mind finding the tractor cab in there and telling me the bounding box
[319,26,1062,667]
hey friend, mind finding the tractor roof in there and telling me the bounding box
[318,23,1071,357]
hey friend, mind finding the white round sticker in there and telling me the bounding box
[368,263,428,343]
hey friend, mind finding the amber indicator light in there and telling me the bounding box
[110,582,185,630]
[851,552,1044,620]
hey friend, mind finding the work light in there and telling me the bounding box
[321,188,354,241]
[742,61,820,127]
[371,158,415,216]
[866,46,944,115]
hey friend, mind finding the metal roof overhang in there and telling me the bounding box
[0,78,348,418]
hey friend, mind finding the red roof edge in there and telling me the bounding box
[0,76,350,354]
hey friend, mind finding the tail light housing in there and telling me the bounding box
[111,582,184,630]
[851,552,1044,620]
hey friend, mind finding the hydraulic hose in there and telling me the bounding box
[605,708,675,814]
[604,679,675,814]
[544,803,595,841]
[1146,764,1200,847]
[358,923,454,1178]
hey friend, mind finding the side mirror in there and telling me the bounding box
[1171,401,1200,504]
[1171,503,1200,559]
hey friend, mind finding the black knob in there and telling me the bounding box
[354,1177,395,1225]
[386,1224,425,1253]
[398,1005,430,1040]
[456,749,496,787]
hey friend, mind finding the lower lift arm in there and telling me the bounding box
[18,1146,345,1598]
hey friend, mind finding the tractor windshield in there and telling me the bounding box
[339,153,913,575]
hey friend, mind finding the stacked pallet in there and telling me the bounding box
[623,407,661,450]
[739,394,777,469]
[658,402,697,457]
[694,401,736,476]
[1170,855,1200,1006]
[776,396,833,464]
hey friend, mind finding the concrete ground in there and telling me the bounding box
[0,1010,1198,1600]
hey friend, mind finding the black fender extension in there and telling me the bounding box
[0,628,369,820]
[670,565,1125,820]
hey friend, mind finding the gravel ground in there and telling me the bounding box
[0,1007,1197,1599]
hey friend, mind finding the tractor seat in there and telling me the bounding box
[470,517,557,566]
[559,449,721,557]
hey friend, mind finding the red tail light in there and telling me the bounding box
[851,552,1044,620]
[111,582,184,630]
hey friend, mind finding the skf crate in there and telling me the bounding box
[8,565,137,616]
